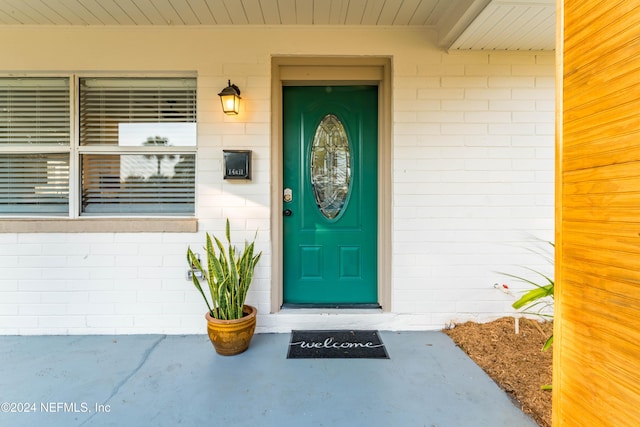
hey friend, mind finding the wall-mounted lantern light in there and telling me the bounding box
[218,80,241,115]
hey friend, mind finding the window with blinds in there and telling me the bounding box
[79,77,196,215]
[0,76,197,217]
[0,78,70,215]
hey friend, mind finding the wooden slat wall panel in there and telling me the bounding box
[556,0,640,425]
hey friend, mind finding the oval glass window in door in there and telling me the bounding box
[310,114,351,220]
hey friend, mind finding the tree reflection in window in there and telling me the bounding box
[143,136,175,176]
[310,114,351,220]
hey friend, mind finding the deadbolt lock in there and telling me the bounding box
[283,188,293,203]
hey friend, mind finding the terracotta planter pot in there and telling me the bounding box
[205,305,257,356]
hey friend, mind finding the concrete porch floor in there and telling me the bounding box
[0,331,538,427]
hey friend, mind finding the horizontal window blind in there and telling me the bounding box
[0,78,70,146]
[0,154,69,214]
[79,78,196,146]
[81,154,195,215]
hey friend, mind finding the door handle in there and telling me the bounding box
[283,209,293,217]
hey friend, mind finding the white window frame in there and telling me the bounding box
[0,72,198,233]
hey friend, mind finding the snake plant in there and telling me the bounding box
[187,219,262,320]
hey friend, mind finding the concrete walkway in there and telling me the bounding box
[0,331,538,427]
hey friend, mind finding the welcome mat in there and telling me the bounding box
[287,330,389,359]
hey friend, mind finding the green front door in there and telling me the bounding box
[283,86,378,305]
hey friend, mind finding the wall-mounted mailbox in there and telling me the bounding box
[223,150,251,180]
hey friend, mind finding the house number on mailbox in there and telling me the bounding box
[223,150,252,180]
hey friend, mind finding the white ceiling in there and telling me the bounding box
[0,0,555,50]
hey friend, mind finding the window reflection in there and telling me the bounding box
[118,123,196,147]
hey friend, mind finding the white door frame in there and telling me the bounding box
[270,56,392,313]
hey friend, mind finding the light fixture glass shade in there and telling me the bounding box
[218,80,241,115]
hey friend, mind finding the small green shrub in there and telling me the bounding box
[500,241,554,390]
[500,241,554,351]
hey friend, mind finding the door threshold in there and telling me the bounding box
[281,303,382,309]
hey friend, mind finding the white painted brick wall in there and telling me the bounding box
[0,28,555,334]
[393,50,554,327]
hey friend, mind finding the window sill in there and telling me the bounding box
[0,218,198,233]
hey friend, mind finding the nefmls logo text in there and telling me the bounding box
[41,402,89,413]
[40,402,110,413]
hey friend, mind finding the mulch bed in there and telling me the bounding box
[444,317,553,427]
